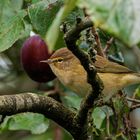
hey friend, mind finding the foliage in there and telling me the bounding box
[0,113,49,134]
[77,0,140,46]
[0,0,140,140]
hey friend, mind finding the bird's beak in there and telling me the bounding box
[40,59,53,64]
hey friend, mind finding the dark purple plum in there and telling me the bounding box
[21,35,56,82]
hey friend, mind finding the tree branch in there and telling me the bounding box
[0,93,77,136]
[64,18,104,139]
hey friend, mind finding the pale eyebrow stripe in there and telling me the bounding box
[51,57,64,62]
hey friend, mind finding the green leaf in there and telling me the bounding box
[92,107,106,129]
[92,106,113,129]
[0,10,31,52]
[46,0,78,50]
[10,0,23,11]
[0,0,23,24]
[65,8,84,25]
[62,95,82,110]
[0,113,49,134]
[54,8,84,50]
[55,30,66,50]
[77,0,140,46]
[134,86,140,98]
[28,0,62,37]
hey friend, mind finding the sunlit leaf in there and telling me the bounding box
[0,10,30,52]
[28,0,62,37]
[46,0,78,50]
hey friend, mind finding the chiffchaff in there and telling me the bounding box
[42,48,140,101]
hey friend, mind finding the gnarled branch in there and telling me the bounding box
[64,18,104,139]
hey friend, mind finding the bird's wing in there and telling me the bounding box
[95,55,134,73]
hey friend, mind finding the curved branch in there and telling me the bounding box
[64,18,104,139]
[0,93,76,135]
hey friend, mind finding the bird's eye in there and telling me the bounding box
[57,58,63,63]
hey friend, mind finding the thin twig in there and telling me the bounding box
[104,37,114,55]
[105,110,110,137]
[92,26,105,57]
[126,97,140,104]
[130,104,140,111]
[132,45,140,67]
[54,124,62,140]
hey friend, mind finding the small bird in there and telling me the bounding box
[42,47,140,101]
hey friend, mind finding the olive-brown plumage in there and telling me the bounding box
[44,48,140,101]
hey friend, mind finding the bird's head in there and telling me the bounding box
[41,48,79,72]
